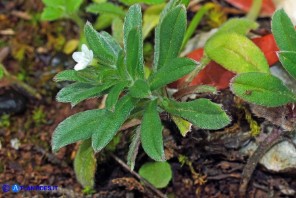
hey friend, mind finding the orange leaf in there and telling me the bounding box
[225,0,275,17]
[170,34,279,90]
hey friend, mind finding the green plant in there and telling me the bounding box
[229,9,296,107]
[52,0,230,169]
[32,106,46,125]
[41,0,83,23]
[139,161,172,188]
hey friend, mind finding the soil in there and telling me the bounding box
[1,0,296,198]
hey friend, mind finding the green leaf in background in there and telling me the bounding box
[41,7,64,21]
[143,4,165,39]
[272,9,296,52]
[86,2,125,17]
[172,116,192,137]
[74,139,96,189]
[52,109,106,152]
[129,79,151,98]
[162,98,231,129]
[106,82,128,111]
[141,100,165,161]
[94,14,115,30]
[139,162,172,188]
[120,0,165,5]
[0,66,4,80]
[41,0,83,21]
[278,51,296,80]
[125,28,144,80]
[230,72,296,107]
[124,4,144,80]
[127,127,141,171]
[205,33,270,74]
[56,82,115,106]
[66,0,84,12]
[153,5,186,70]
[92,95,137,152]
[112,17,124,45]
[84,22,119,66]
[214,18,258,37]
[149,57,196,91]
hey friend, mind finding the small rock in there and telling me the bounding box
[0,88,27,115]
[10,138,20,150]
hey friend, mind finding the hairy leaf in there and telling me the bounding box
[52,109,106,152]
[125,28,144,80]
[56,82,114,106]
[74,139,96,188]
[230,72,296,107]
[162,98,231,129]
[85,22,119,66]
[153,5,186,70]
[92,95,137,151]
[149,57,196,90]
[141,100,165,161]
[127,127,141,171]
[120,0,165,5]
[278,51,296,80]
[129,79,151,98]
[205,33,270,74]
[272,9,296,52]
[106,82,128,111]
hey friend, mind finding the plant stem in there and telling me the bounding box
[246,0,263,21]
[0,64,41,99]
[182,56,211,88]
[182,3,214,50]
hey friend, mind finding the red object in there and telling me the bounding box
[225,0,276,17]
[171,34,279,90]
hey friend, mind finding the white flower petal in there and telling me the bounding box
[74,62,87,71]
[72,44,93,71]
[81,44,88,53]
[72,52,83,62]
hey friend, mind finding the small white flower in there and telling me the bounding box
[72,44,93,71]
[10,138,20,150]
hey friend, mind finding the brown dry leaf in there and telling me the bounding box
[111,177,145,193]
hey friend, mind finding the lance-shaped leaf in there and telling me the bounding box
[54,68,99,83]
[272,9,296,52]
[149,57,196,90]
[127,127,141,171]
[125,28,144,80]
[153,5,186,70]
[52,109,107,152]
[56,82,114,106]
[162,98,231,129]
[141,100,165,161]
[92,95,137,152]
[106,82,128,111]
[279,51,296,80]
[123,4,144,80]
[205,33,270,74]
[74,139,96,188]
[129,79,151,98]
[85,22,119,66]
[230,72,296,107]
[153,0,181,70]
